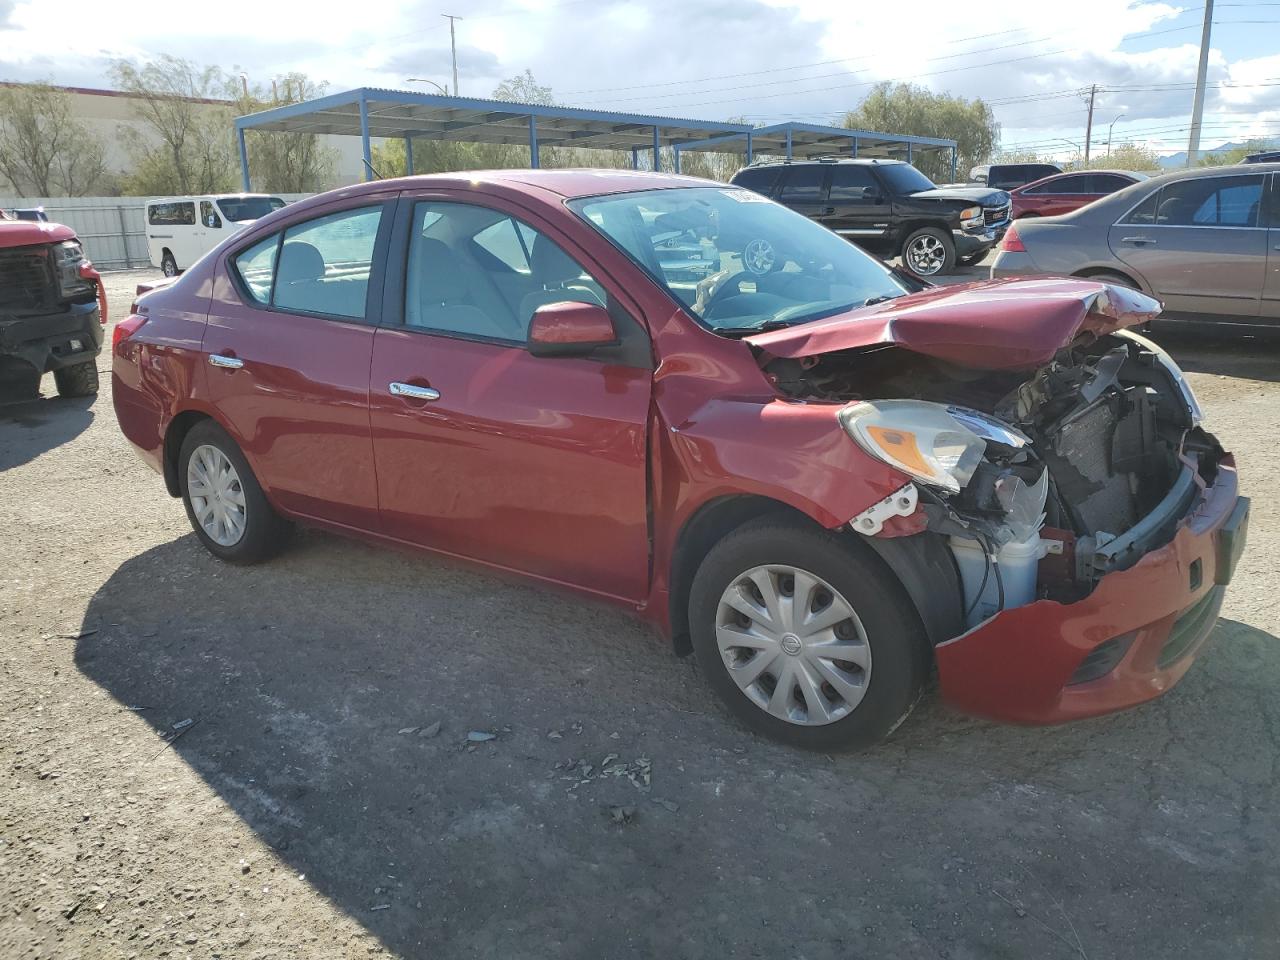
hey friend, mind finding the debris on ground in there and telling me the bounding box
[397,727,418,735]
[419,721,442,738]
[466,731,497,743]
[555,755,652,793]
[606,805,636,826]
[172,718,194,732]
[652,798,679,813]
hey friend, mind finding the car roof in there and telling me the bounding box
[146,193,281,204]
[741,157,906,168]
[334,169,714,202]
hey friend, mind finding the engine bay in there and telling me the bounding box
[762,331,1224,617]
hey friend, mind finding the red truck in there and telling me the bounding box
[0,210,106,400]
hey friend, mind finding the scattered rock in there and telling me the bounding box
[370,904,390,912]
[652,798,679,813]
[171,719,194,732]
[466,731,496,743]
[607,805,636,826]
[546,729,563,740]
[396,727,418,736]
[419,721,442,738]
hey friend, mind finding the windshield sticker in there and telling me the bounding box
[721,189,770,203]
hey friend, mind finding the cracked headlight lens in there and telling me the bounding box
[838,400,987,494]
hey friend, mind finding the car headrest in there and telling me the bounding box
[277,241,325,283]
[415,238,470,303]
[529,236,583,286]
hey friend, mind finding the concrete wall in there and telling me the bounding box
[0,194,312,270]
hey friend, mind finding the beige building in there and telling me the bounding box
[1,82,368,190]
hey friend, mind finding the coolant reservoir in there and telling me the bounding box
[949,533,1049,628]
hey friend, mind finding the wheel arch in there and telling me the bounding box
[1071,265,1148,293]
[666,494,964,656]
[162,409,212,496]
[895,219,952,251]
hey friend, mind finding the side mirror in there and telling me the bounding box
[527,301,617,358]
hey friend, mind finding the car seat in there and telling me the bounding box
[518,236,605,333]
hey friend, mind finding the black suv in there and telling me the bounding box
[730,158,1011,277]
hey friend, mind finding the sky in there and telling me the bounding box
[2,0,1278,161]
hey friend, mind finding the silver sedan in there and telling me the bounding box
[990,162,1280,329]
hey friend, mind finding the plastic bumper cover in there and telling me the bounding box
[935,458,1245,724]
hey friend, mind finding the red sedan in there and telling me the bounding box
[1010,169,1147,219]
[112,170,1246,750]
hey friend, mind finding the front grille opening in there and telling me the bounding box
[1068,631,1138,685]
[1158,587,1223,669]
[0,247,55,311]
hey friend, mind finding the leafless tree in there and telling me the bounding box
[0,83,108,197]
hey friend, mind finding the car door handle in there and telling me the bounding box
[821,206,835,216]
[208,354,244,369]
[389,382,440,401]
[1121,236,1155,245]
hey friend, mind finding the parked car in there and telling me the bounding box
[146,193,286,277]
[970,162,1064,190]
[1242,150,1280,164]
[991,163,1279,328]
[731,158,1011,277]
[0,214,106,400]
[114,170,1246,750]
[1010,170,1147,219]
[6,207,51,222]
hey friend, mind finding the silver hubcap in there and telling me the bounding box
[742,238,776,275]
[906,235,946,275]
[163,259,177,277]
[187,444,247,547]
[715,564,872,726]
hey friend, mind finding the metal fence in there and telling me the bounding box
[0,194,312,271]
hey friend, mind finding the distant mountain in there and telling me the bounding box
[1158,141,1275,168]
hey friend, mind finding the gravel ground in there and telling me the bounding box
[2,267,1278,959]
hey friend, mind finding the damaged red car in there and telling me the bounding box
[113,171,1248,750]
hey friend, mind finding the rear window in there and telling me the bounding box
[148,202,195,226]
[217,197,285,222]
[778,166,827,202]
[732,166,782,197]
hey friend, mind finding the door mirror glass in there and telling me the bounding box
[528,301,616,357]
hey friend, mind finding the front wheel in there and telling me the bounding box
[689,518,930,751]
[901,226,955,278]
[179,419,288,564]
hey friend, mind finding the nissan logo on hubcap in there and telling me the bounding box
[781,633,803,656]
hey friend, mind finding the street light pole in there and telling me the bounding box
[443,14,462,96]
[406,78,449,95]
[1105,114,1125,158]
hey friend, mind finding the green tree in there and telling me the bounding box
[110,56,237,195]
[1197,139,1276,167]
[0,83,108,196]
[1077,142,1161,172]
[844,82,998,182]
[233,73,337,192]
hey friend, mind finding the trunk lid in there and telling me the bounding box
[745,277,1162,371]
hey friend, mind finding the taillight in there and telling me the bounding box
[113,314,147,349]
[998,221,1026,253]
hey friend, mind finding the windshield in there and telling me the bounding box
[876,164,936,194]
[216,197,285,222]
[567,187,911,334]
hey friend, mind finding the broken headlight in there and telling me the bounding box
[838,400,988,494]
[52,240,94,300]
[1116,329,1203,426]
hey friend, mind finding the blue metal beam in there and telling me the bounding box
[529,116,540,169]
[652,126,660,171]
[238,127,250,191]
[631,148,639,170]
[746,131,753,165]
[907,142,913,164]
[359,93,372,181]
[851,137,858,158]
[951,146,958,181]
[673,146,681,174]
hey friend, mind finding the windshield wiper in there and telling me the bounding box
[862,295,900,307]
[717,319,795,337]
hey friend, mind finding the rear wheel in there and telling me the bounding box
[161,251,178,277]
[53,360,99,397]
[179,419,288,564]
[689,518,930,751]
[901,226,955,278]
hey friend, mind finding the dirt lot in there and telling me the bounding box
[2,267,1279,959]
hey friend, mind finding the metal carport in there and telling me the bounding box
[233,87,755,189]
[674,121,959,180]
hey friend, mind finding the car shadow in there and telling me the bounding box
[1152,325,1280,383]
[0,392,96,471]
[75,532,1280,958]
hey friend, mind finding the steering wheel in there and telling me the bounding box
[741,237,778,276]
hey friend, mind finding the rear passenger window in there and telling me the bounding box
[1121,190,1161,225]
[273,206,383,319]
[233,234,278,305]
[779,166,827,202]
[732,167,782,197]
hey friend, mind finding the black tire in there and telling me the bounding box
[1083,270,1139,290]
[161,251,178,277]
[53,360,99,397]
[689,518,930,751]
[901,226,956,278]
[178,419,288,564]
[956,250,988,268]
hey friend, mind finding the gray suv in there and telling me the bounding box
[990,163,1279,329]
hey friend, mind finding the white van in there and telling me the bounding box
[146,194,286,276]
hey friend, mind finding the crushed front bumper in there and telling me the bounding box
[953,222,1007,259]
[0,300,103,374]
[935,457,1246,724]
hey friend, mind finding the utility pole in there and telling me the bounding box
[1083,84,1097,163]
[443,14,462,96]
[1187,0,1214,165]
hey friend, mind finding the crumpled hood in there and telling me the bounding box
[745,277,1162,371]
[0,220,76,248]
